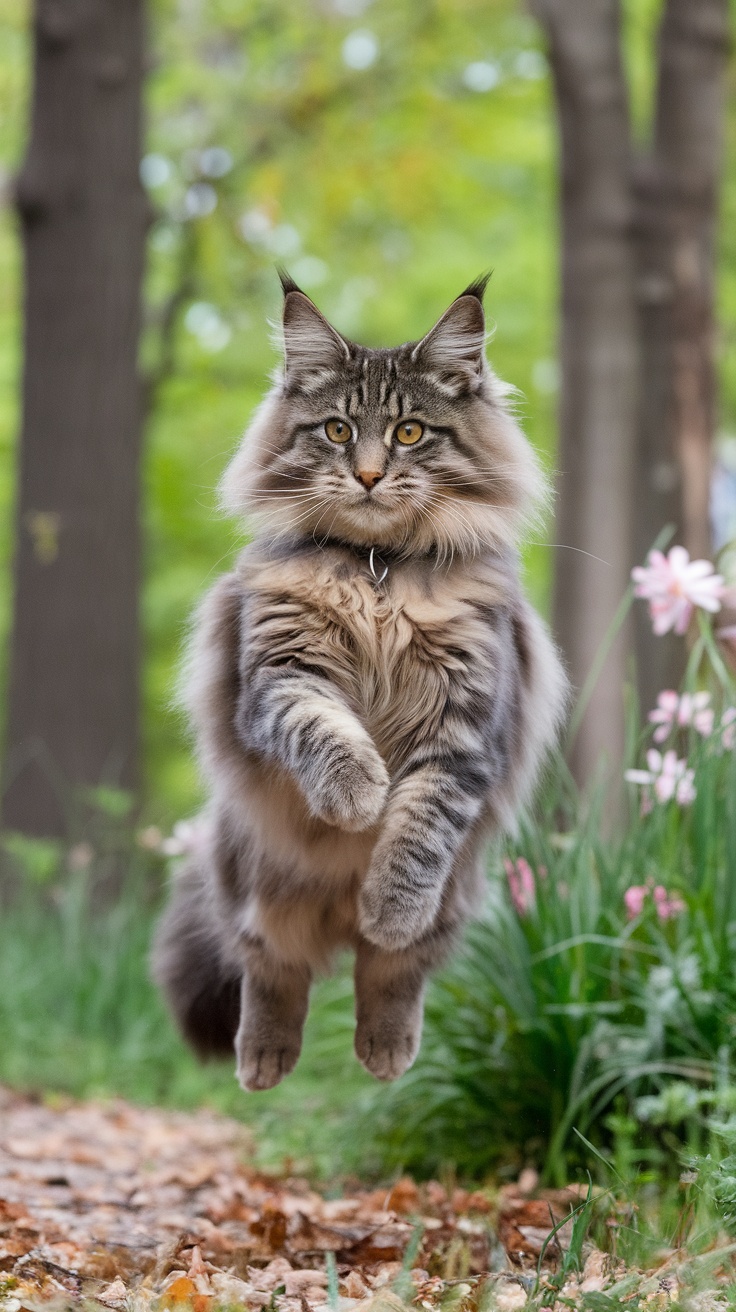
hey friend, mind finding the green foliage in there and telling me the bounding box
[531,1177,597,1304]
[1,831,62,884]
[81,786,136,820]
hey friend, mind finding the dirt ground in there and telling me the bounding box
[0,1087,694,1311]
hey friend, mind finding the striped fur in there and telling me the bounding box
[153,281,567,1091]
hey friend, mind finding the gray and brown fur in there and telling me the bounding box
[153,275,567,1090]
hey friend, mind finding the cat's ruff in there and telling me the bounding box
[153,276,567,1092]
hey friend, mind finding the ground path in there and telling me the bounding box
[0,1088,690,1310]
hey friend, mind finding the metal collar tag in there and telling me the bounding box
[368,547,389,585]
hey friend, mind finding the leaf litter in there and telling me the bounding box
[0,1088,730,1311]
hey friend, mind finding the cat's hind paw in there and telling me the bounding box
[236,1033,302,1091]
[354,1018,421,1082]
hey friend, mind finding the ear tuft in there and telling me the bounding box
[460,271,492,304]
[277,266,302,297]
[280,280,350,385]
[412,289,487,394]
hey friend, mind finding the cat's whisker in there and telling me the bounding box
[529,542,612,567]
[248,491,332,526]
[261,496,335,535]
[432,489,512,535]
[246,490,325,502]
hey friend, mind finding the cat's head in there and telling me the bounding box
[221,274,548,559]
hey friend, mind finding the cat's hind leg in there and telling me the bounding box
[353,939,433,1082]
[236,941,311,1091]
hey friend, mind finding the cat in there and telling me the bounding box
[152,273,567,1091]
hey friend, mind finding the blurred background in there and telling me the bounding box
[2,0,736,1225]
[0,0,567,832]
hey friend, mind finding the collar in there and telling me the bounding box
[263,532,444,585]
[308,534,440,585]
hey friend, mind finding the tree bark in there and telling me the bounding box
[3,0,147,835]
[531,0,639,786]
[632,0,730,714]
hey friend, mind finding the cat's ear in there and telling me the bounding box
[279,271,350,385]
[412,275,490,394]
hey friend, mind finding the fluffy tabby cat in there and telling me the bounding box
[153,273,567,1091]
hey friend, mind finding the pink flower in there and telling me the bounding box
[625,881,686,921]
[624,885,648,919]
[625,749,696,805]
[648,690,714,743]
[504,856,536,916]
[652,885,686,920]
[632,546,725,636]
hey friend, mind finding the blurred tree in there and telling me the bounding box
[3,0,147,834]
[531,0,638,788]
[533,0,729,784]
[632,0,730,714]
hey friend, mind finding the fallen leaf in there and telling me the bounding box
[97,1276,128,1305]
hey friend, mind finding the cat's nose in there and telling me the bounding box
[355,468,384,490]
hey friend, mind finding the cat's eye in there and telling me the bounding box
[324,418,352,444]
[394,420,424,446]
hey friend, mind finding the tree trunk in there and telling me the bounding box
[632,0,730,715]
[531,0,639,787]
[3,0,147,835]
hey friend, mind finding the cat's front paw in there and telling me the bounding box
[359,856,441,950]
[307,740,389,832]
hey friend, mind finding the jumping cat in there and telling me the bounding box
[153,274,567,1091]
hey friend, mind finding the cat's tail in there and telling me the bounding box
[151,857,241,1060]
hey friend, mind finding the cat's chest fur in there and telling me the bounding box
[238,542,508,769]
